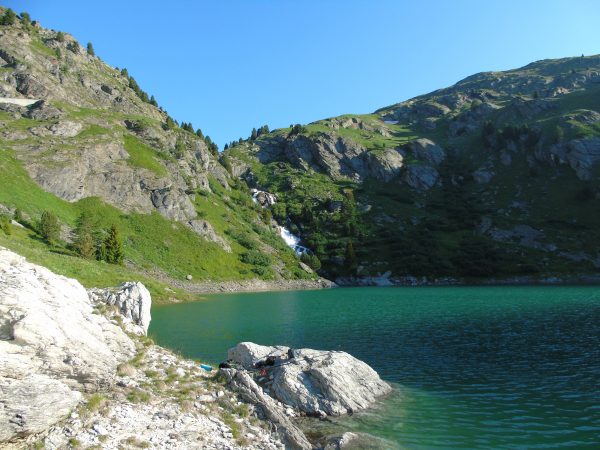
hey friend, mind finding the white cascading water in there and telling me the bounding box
[252,189,308,254]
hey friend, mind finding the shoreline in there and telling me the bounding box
[166,277,338,296]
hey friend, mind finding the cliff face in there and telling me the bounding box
[0,10,314,293]
[226,56,600,281]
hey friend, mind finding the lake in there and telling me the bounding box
[149,286,600,449]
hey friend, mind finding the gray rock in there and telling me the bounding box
[150,187,197,221]
[187,219,232,252]
[88,282,152,335]
[228,342,391,417]
[221,368,312,450]
[0,375,82,442]
[554,137,600,180]
[366,149,404,182]
[24,100,63,120]
[0,247,136,444]
[401,164,439,190]
[48,120,83,137]
[405,138,446,165]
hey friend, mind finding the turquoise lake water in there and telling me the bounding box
[149,286,600,449]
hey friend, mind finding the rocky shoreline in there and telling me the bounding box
[0,247,388,449]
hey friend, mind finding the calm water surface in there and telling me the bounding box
[149,286,600,449]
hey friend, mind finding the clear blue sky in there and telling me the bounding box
[6,1,600,147]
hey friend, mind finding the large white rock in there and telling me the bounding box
[228,342,392,417]
[0,247,136,443]
[89,281,152,335]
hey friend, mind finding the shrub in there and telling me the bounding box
[38,210,60,244]
[55,31,65,42]
[0,215,12,235]
[0,9,16,26]
[240,250,271,266]
[301,252,321,271]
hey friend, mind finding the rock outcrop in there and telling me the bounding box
[227,342,391,417]
[88,281,152,335]
[0,247,135,443]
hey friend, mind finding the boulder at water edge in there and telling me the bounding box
[227,342,392,417]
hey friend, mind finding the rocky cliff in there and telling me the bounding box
[0,9,316,298]
[226,55,600,282]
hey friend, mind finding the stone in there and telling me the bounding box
[0,247,135,444]
[186,274,193,281]
[151,187,197,221]
[88,282,152,335]
[401,164,439,191]
[187,219,232,252]
[404,138,446,165]
[24,100,63,120]
[221,368,312,450]
[227,342,391,417]
[0,376,82,442]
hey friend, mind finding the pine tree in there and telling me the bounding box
[74,212,98,259]
[250,128,257,140]
[102,225,124,265]
[39,211,60,244]
[20,12,31,24]
[195,128,204,139]
[149,95,158,107]
[120,67,128,77]
[86,42,95,56]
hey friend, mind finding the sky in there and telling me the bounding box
[6,0,600,147]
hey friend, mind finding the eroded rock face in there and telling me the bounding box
[187,219,232,252]
[402,164,439,191]
[0,247,136,444]
[88,282,152,335]
[227,342,392,418]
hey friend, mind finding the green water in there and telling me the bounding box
[149,286,600,449]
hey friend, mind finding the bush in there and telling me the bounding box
[55,31,65,42]
[240,250,271,266]
[38,210,60,244]
[0,215,12,235]
[0,9,16,26]
[301,252,321,271]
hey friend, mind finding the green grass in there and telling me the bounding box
[122,134,168,176]
[77,124,109,139]
[29,38,57,58]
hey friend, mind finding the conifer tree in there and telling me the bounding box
[74,212,98,259]
[39,211,60,244]
[102,225,124,265]
[86,42,95,56]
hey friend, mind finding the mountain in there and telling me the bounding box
[225,55,600,282]
[0,8,317,301]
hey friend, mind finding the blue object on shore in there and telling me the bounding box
[200,364,213,372]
